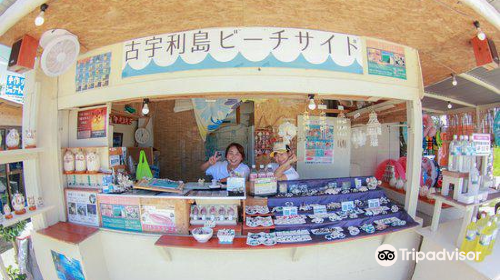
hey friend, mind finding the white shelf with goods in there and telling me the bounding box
[0,148,45,165]
[1,205,55,228]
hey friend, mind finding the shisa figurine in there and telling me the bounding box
[63,150,75,173]
[86,150,101,173]
[6,129,20,150]
[3,205,13,219]
[24,129,36,148]
[28,196,36,211]
[12,193,26,215]
[37,197,44,208]
[395,178,405,190]
[74,150,87,173]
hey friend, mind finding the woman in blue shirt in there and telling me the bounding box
[200,143,250,182]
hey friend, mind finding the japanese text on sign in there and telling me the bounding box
[122,27,363,77]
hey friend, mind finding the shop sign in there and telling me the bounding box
[139,198,176,233]
[99,195,142,232]
[76,52,111,92]
[471,133,491,155]
[122,27,363,78]
[366,40,406,79]
[66,189,100,227]
[111,114,133,125]
[77,107,107,139]
[4,75,25,98]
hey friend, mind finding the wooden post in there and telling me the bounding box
[404,99,422,218]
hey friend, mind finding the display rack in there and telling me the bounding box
[1,205,55,228]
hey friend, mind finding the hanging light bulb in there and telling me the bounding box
[473,21,486,41]
[447,101,452,109]
[451,74,457,86]
[142,98,150,115]
[35,4,48,26]
[308,94,316,110]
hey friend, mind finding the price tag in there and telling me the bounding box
[341,201,354,212]
[283,206,298,217]
[313,205,327,215]
[204,220,216,228]
[368,199,381,208]
[472,133,491,155]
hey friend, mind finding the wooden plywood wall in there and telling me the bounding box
[1,0,499,86]
[0,101,22,126]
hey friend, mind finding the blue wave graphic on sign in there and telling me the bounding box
[122,52,363,78]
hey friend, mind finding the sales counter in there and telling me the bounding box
[34,176,423,280]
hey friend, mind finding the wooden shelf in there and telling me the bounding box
[37,222,99,245]
[431,190,500,209]
[379,182,452,208]
[0,148,44,165]
[2,205,55,228]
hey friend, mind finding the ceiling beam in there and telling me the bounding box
[423,92,477,108]
[458,73,500,96]
[422,107,445,114]
[346,99,404,117]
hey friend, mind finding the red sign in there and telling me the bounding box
[111,115,133,125]
[77,107,107,139]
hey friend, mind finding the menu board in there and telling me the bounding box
[66,189,99,227]
[77,107,107,139]
[139,198,176,233]
[99,195,142,232]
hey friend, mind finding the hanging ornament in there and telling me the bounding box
[336,110,349,138]
[366,110,382,147]
[351,128,366,148]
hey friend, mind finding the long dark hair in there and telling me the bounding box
[225,143,245,161]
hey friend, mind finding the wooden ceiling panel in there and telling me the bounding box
[0,0,498,86]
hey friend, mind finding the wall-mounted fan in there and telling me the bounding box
[39,29,80,77]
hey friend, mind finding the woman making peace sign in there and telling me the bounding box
[200,143,250,182]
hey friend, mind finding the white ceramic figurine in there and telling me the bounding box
[28,196,36,211]
[12,193,26,215]
[63,150,75,173]
[24,129,36,148]
[3,205,13,219]
[75,150,87,173]
[86,150,101,173]
[6,129,20,150]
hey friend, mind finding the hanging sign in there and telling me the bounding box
[111,114,134,125]
[77,107,107,139]
[366,40,406,79]
[66,189,100,227]
[122,27,363,78]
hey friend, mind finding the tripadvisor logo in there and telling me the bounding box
[375,244,481,266]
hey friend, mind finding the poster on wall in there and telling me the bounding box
[304,121,334,164]
[140,198,176,233]
[66,189,99,227]
[51,250,85,280]
[99,195,142,232]
[122,27,363,78]
[366,40,406,79]
[75,52,111,92]
[77,107,107,139]
[4,75,25,102]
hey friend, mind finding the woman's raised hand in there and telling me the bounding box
[208,152,221,166]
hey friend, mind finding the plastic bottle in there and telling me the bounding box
[266,164,274,178]
[460,217,478,253]
[257,165,266,178]
[475,221,494,262]
[448,135,458,171]
[477,213,489,230]
[487,217,498,255]
[249,165,258,181]
[456,135,464,172]
[460,136,471,172]
[469,163,480,202]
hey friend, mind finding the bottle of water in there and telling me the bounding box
[258,165,266,178]
[463,135,472,172]
[249,165,258,181]
[266,164,274,178]
[457,135,464,172]
[448,135,458,171]
[469,163,480,200]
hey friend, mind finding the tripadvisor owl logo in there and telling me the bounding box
[375,244,397,267]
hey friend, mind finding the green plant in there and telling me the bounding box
[6,265,27,280]
[0,220,27,243]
